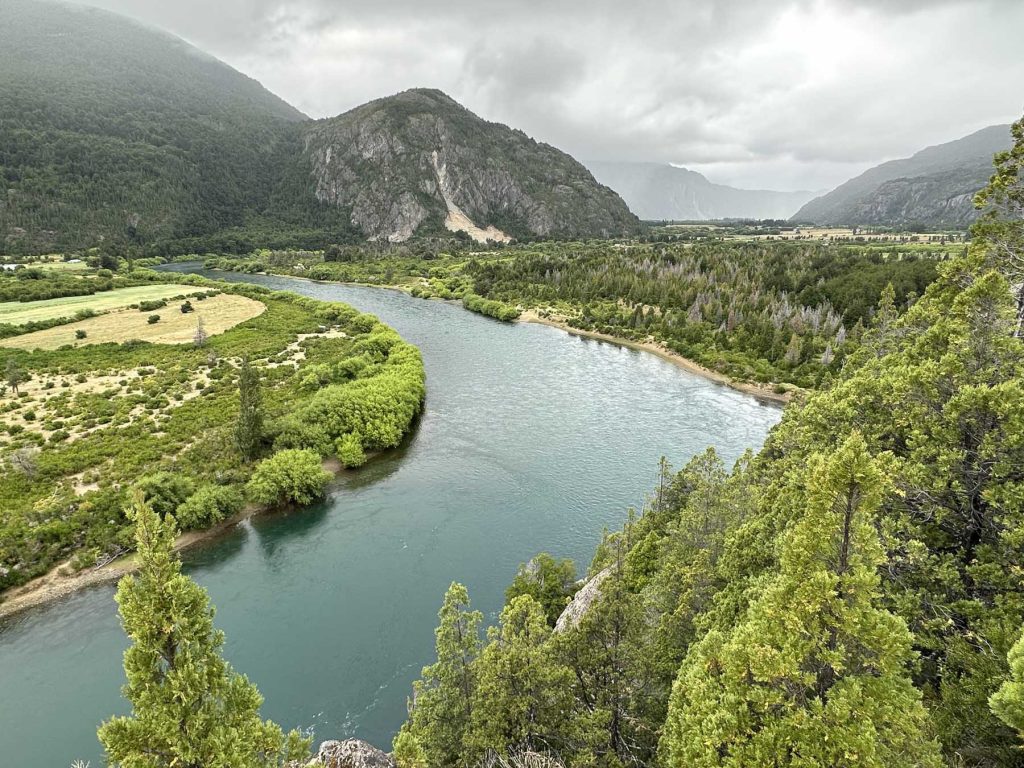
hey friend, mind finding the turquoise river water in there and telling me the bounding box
[0,267,781,766]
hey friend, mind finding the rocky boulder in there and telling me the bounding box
[553,566,613,633]
[317,739,396,768]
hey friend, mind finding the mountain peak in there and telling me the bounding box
[587,161,817,221]
[303,92,639,242]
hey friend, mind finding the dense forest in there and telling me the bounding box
[208,238,945,389]
[390,116,1024,767]
[0,0,359,256]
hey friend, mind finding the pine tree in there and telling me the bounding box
[557,541,655,765]
[234,356,263,462]
[98,492,309,768]
[407,582,483,768]
[991,626,1024,739]
[467,595,576,763]
[5,358,24,395]
[973,115,1024,334]
[660,434,942,768]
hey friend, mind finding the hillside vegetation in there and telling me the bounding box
[794,124,1012,228]
[394,115,1024,768]
[0,2,638,256]
[0,0,354,255]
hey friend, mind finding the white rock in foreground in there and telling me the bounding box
[317,739,396,768]
[554,566,613,633]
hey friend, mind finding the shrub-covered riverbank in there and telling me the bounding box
[0,271,425,596]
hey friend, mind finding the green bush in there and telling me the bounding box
[136,472,196,518]
[336,432,366,468]
[148,315,160,324]
[75,329,87,339]
[176,485,245,530]
[138,299,167,312]
[246,449,331,507]
[462,293,520,322]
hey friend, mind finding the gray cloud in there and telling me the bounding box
[75,0,1023,190]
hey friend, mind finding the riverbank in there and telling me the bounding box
[0,458,345,620]
[203,267,793,404]
[519,310,794,406]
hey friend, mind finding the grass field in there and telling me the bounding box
[0,294,266,350]
[33,261,91,273]
[0,284,205,325]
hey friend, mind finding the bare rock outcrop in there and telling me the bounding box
[317,739,396,768]
[302,88,639,243]
[554,566,613,634]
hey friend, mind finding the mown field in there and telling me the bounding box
[0,283,204,324]
[0,293,265,350]
[0,271,425,593]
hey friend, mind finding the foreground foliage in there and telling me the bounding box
[98,493,311,767]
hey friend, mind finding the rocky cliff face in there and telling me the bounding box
[793,124,1010,228]
[302,89,639,242]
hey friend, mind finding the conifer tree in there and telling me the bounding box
[991,626,1024,739]
[98,492,309,768]
[466,595,576,763]
[5,357,24,395]
[660,434,942,768]
[557,542,655,765]
[235,356,263,462]
[974,115,1024,334]
[407,582,482,768]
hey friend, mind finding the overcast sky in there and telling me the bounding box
[79,0,1023,191]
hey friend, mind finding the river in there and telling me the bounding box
[0,268,781,767]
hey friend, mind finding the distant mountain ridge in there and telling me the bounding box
[0,0,637,254]
[587,162,818,221]
[793,124,1011,228]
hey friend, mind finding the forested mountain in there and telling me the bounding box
[794,124,1012,228]
[588,161,817,220]
[0,3,637,255]
[302,89,639,242]
[0,0,353,255]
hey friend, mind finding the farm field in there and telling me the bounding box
[0,284,205,325]
[0,293,266,350]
